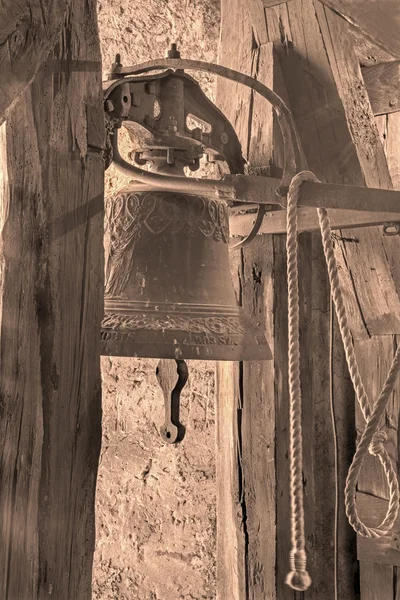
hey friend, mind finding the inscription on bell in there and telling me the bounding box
[101,330,136,342]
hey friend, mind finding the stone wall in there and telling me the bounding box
[93,2,220,598]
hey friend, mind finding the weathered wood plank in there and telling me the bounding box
[265,2,359,597]
[215,360,246,600]
[319,0,400,59]
[359,562,394,600]
[0,0,104,597]
[362,61,400,117]
[216,2,254,598]
[350,23,397,68]
[230,208,400,235]
[242,0,268,45]
[236,42,279,600]
[0,1,81,125]
[357,492,400,566]
[352,108,400,595]
[314,2,400,339]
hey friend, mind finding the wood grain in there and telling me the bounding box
[357,492,400,566]
[0,0,104,597]
[216,6,281,595]
[215,360,246,600]
[242,0,268,45]
[360,562,394,600]
[230,208,400,236]
[264,2,360,597]
[352,107,400,596]
[362,61,400,117]
[215,3,254,598]
[319,0,400,59]
[0,1,84,125]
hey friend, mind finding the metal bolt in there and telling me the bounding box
[389,99,397,107]
[105,99,114,113]
[220,132,229,144]
[111,53,123,74]
[166,43,181,59]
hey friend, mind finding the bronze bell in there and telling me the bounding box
[102,57,273,363]
[101,187,272,361]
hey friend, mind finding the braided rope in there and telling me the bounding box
[285,171,400,551]
[284,174,312,591]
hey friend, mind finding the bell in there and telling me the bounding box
[101,187,272,361]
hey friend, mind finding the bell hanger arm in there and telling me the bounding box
[107,57,306,194]
[107,57,307,247]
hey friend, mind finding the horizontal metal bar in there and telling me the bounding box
[221,175,400,214]
[229,207,400,236]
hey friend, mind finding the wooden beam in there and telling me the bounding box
[229,207,400,235]
[356,492,400,567]
[215,362,246,600]
[360,562,394,600]
[319,0,400,59]
[0,1,83,125]
[243,0,268,45]
[0,0,104,597]
[264,2,364,597]
[362,61,400,116]
[283,0,400,340]
[315,5,400,595]
[215,3,255,598]
[216,7,281,594]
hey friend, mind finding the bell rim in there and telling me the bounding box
[100,339,272,361]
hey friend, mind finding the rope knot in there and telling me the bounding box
[285,550,312,591]
[369,430,388,456]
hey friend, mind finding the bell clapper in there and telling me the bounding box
[156,359,188,444]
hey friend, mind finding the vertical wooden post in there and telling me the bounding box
[216,0,400,598]
[0,1,104,598]
[215,4,282,597]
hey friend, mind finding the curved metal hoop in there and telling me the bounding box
[108,58,305,248]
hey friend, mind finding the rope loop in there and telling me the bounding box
[284,169,400,592]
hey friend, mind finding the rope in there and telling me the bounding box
[284,171,400,594]
[284,174,312,591]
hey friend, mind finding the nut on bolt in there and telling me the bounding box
[166,43,181,59]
